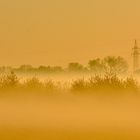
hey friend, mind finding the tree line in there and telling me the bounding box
[0,56,128,75]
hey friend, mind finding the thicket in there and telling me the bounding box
[71,72,139,93]
[0,71,139,94]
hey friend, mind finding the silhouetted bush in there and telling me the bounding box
[124,77,139,91]
[23,77,58,92]
[44,80,58,91]
[24,77,43,90]
[71,79,88,91]
[0,71,19,89]
[71,72,139,93]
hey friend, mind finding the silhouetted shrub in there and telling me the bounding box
[24,77,43,90]
[71,72,139,93]
[0,71,19,89]
[44,80,58,91]
[124,77,139,91]
[71,79,88,91]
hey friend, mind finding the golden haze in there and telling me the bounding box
[0,0,139,66]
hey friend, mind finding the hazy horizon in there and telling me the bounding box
[0,0,139,66]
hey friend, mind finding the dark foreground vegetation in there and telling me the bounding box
[0,71,139,94]
[71,72,139,94]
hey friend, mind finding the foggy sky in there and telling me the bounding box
[0,0,139,66]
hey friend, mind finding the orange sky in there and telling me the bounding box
[0,0,139,67]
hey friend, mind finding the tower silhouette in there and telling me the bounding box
[132,40,140,72]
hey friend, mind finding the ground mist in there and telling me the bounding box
[0,72,140,140]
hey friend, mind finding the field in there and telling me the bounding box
[1,93,140,140]
[0,72,140,140]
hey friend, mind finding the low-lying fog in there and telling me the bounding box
[17,73,93,83]
[17,72,133,83]
[0,92,140,140]
[0,72,140,139]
